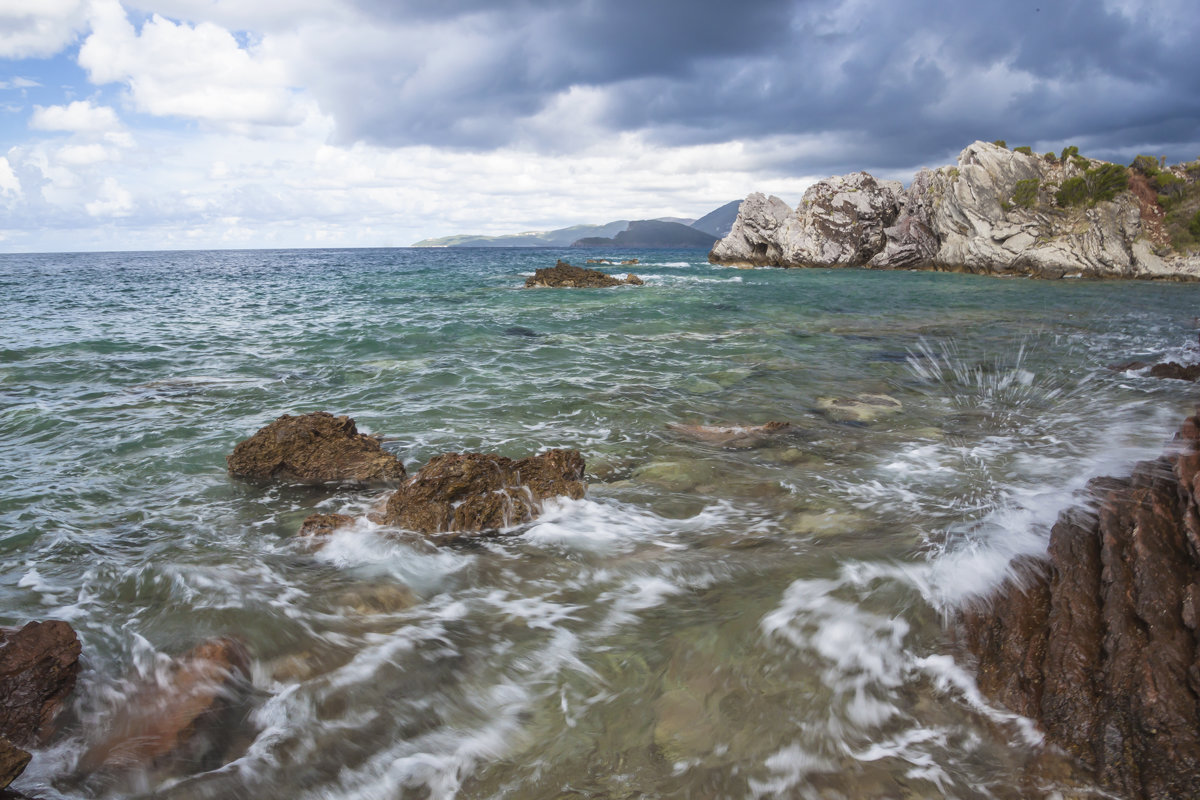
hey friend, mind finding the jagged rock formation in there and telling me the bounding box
[713,141,1200,279]
[227,412,407,485]
[524,260,643,288]
[961,410,1200,798]
[383,449,586,536]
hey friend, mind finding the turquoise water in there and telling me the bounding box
[2,247,1199,799]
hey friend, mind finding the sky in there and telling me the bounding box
[1,0,1198,253]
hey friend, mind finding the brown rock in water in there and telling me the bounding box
[667,420,792,449]
[523,260,643,288]
[80,637,251,773]
[0,737,31,792]
[962,411,1200,799]
[227,412,407,485]
[621,259,639,265]
[382,449,585,536]
[1147,361,1200,381]
[0,620,81,747]
[297,512,355,539]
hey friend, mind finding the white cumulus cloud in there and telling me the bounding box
[0,156,21,199]
[78,0,310,128]
[0,0,90,59]
[85,176,133,216]
[30,100,121,133]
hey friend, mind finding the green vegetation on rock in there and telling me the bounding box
[1013,146,1033,156]
[1012,178,1040,208]
[992,140,1007,149]
[1055,163,1128,207]
[1060,145,1079,162]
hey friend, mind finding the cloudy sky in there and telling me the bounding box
[1,0,1198,252]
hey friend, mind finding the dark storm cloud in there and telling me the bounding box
[311,0,1200,169]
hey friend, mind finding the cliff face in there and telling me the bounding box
[712,141,1200,279]
[962,411,1200,799]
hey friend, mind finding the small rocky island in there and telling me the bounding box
[712,141,1200,279]
[524,259,644,288]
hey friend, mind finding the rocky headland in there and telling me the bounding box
[961,408,1200,798]
[712,141,1200,279]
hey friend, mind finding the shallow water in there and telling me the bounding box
[2,247,1198,799]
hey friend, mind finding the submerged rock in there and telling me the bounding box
[227,412,407,486]
[0,620,81,748]
[80,637,252,774]
[523,260,643,288]
[815,394,902,423]
[961,410,1200,798]
[667,420,792,449]
[382,449,586,535]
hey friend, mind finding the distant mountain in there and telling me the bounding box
[690,200,741,238]
[411,220,629,248]
[572,220,718,248]
[410,200,741,248]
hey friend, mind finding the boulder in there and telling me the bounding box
[0,620,81,748]
[0,738,30,792]
[961,410,1200,798]
[1147,361,1200,381]
[227,412,407,486]
[382,449,586,535]
[80,637,252,773]
[523,260,643,288]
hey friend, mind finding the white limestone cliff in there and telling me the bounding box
[711,141,1200,279]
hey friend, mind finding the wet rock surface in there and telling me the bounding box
[297,512,356,539]
[0,738,30,792]
[1147,361,1200,381]
[0,620,81,748]
[962,410,1200,799]
[382,449,586,535]
[523,260,643,288]
[80,637,252,774]
[227,412,407,485]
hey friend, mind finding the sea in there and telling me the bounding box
[2,246,1198,799]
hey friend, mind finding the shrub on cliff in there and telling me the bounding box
[1012,178,1039,208]
[1060,145,1079,161]
[1130,154,1161,176]
[1190,209,1200,239]
[1013,145,1032,155]
[1055,163,1128,207]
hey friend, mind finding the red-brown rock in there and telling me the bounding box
[1147,361,1200,381]
[227,412,407,485]
[80,637,251,774]
[0,620,81,748]
[382,449,586,536]
[962,411,1200,799]
[297,512,355,539]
